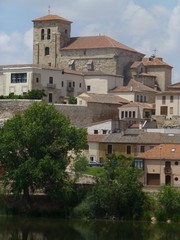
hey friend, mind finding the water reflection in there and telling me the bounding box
[0,217,180,240]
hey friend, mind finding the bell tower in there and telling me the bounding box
[32,14,72,68]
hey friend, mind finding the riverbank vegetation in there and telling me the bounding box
[0,102,180,222]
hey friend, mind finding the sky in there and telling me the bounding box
[0,0,180,83]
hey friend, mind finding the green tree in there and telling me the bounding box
[74,154,145,219]
[68,97,77,104]
[0,102,87,203]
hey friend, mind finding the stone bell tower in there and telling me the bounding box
[32,14,72,68]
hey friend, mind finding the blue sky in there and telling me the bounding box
[0,0,180,83]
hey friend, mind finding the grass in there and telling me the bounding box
[82,166,105,177]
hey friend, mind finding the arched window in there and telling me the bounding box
[41,29,44,40]
[47,29,51,40]
[45,47,50,56]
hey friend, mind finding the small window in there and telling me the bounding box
[36,78,39,83]
[170,95,174,103]
[45,47,50,56]
[47,29,51,40]
[129,111,132,118]
[49,77,53,84]
[107,145,113,154]
[87,85,91,91]
[94,130,98,134]
[41,29,44,40]
[133,111,136,118]
[62,81,64,87]
[73,82,75,87]
[102,130,107,134]
[140,146,145,153]
[125,111,128,118]
[23,92,27,96]
[90,156,94,162]
[65,29,68,35]
[137,95,139,102]
[175,177,179,181]
[49,93,53,103]
[127,145,131,154]
[69,82,72,87]
[162,96,166,104]
[84,50,86,55]
[171,148,175,152]
[79,83,82,88]
[140,96,143,102]
[134,160,144,170]
[121,111,124,119]
[144,96,147,102]
[175,161,178,166]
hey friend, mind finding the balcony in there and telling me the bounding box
[47,83,56,89]
[164,167,172,174]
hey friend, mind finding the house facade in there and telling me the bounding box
[135,144,180,186]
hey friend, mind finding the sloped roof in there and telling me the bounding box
[130,57,172,69]
[87,134,108,142]
[62,35,144,54]
[113,79,157,93]
[77,93,129,105]
[32,14,72,23]
[119,102,154,109]
[136,144,180,159]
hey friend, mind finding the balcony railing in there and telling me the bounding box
[47,83,56,89]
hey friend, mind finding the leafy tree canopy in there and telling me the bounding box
[0,102,87,202]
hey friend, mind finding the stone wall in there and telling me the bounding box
[0,100,120,128]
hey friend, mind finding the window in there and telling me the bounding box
[175,177,179,181]
[47,29,51,40]
[90,156,94,162]
[127,145,131,154]
[49,93,53,103]
[62,81,64,87]
[107,145,113,154]
[125,111,128,118]
[73,82,75,87]
[170,95,174,103]
[49,77,53,84]
[134,160,144,170]
[140,146,145,153]
[36,78,39,83]
[129,111,132,118]
[65,29,68,35]
[137,95,139,102]
[121,111,124,119]
[45,47,50,56]
[84,50,86,55]
[144,96,147,102]
[140,95,143,102]
[94,130,98,134]
[87,85,91,91]
[79,83,82,88]
[133,111,136,118]
[175,161,179,166]
[23,92,27,96]
[11,73,27,83]
[102,130,107,134]
[69,82,72,87]
[162,96,166,104]
[170,107,173,115]
[41,29,44,40]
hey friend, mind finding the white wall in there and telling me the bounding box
[87,120,112,134]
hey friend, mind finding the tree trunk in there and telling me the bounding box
[23,186,31,207]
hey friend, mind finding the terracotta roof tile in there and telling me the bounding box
[119,102,154,109]
[32,14,72,23]
[87,134,108,142]
[131,57,172,69]
[136,144,180,159]
[77,93,129,105]
[113,79,157,93]
[62,36,144,54]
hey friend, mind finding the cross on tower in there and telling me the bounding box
[48,5,51,15]
[152,48,158,57]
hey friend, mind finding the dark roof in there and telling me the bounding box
[32,14,72,24]
[62,35,144,54]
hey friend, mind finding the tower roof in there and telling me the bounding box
[32,14,72,24]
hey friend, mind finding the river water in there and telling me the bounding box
[0,216,180,240]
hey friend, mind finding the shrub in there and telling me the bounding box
[74,154,88,173]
